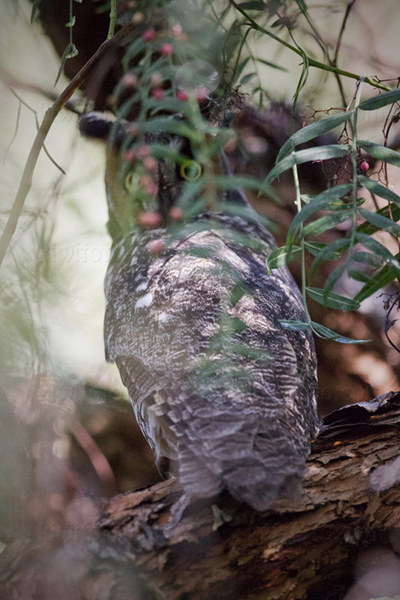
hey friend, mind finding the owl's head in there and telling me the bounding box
[79,110,238,243]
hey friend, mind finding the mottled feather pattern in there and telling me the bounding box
[104,209,318,510]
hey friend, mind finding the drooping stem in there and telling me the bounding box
[107,0,117,39]
[0,25,134,269]
[292,162,312,325]
[228,0,391,92]
[349,77,364,255]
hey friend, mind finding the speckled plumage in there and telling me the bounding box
[80,113,319,511]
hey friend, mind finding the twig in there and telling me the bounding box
[330,0,357,108]
[228,0,391,92]
[69,418,118,496]
[0,25,134,269]
[107,0,117,39]
[7,87,66,175]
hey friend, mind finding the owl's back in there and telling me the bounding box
[104,210,318,511]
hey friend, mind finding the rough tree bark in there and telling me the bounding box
[2,391,400,600]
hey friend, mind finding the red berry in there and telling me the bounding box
[360,161,370,171]
[161,43,173,56]
[152,88,165,101]
[142,29,155,42]
[176,89,188,102]
[138,211,161,229]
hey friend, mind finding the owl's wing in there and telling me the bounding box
[105,220,318,510]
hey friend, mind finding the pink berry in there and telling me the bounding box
[147,239,165,254]
[131,12,144,24]
[161,43,173,56]
[126,123,140,138]
[122,73,138,89]
[139,175,158,196]
[152,88,164,101]
[176,89,188,102]
[123,149,137,163]
[360,161,370,171]
[138,211,161,229]
[170,23,182,37]
[195,86,209,103]
[142,29,155,42]
[137,145,151,158]
[143,156,158,173]
[147,181,159,196]
[169,207,183,221]
[150,72,163,88]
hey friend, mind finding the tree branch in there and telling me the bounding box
[2,392,400,600]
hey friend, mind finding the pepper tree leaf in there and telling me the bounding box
[265,145,351,187]
[277,111,354,162]
[307,287,360,311]
[358,141,400,168]
[359,88,400,111]
[287,183,353,244]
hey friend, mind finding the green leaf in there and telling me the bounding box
[354,264,398,302]
[356,204,400,235]
[358,141,400,168]
[256,58,288,72]
[214,175,281,203]
[309,239,350,280]
[279,320,310,331]
[266,246,301,271]
[348,270,371,284]
[323,263,348,295]
[358,207,400,237]
[237,1,266,8]
[352,251,382,267]
[55,43,79,85]
[295,0,308,13]
[306,240,347,260]
[277,112,354,162]
[240,72,256,85]
[31,0,42,22]
[235,57,251,80]
[65,16,76,27]
[222,202,276,231]
[266,145,351,186]
[303,210,352,237]
[359,88,400,111]
[307,287,360,311]
[287,183,353,244]
[329,196,365,211]
[311,321,371,344]
[358,175,400,207]
[356,232,400,264]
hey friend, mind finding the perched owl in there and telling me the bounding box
[79,111,318,512]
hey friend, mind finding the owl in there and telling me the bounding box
[79,111,319,512]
